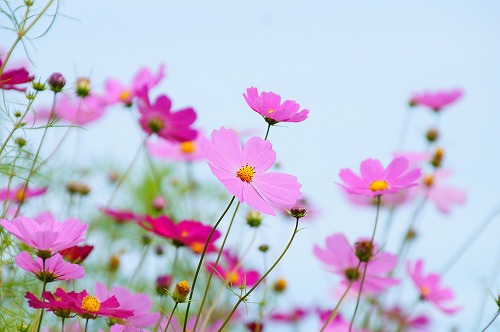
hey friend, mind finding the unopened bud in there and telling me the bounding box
[32,80,46,92]
[142,234,152,245]
[288,205,308,219]
[355,240,373,262]
[109,255,120,271]
[425,128,439,143]
[75,77,91,97]
[15,137,26,147]
[258,244,269,253]
[155,245,164,256]
[430,148,444,168]
[152,196,166,211]
[273,278,287,292]
[246,210,262,227]
[172,280,190,303]
[14,110,22,117]
[423,175,434,187]
[17,321,30,332]
[48,72,66,93]
[405,229,417,241]
[66,181,91,196]
[25,92,35,100]
[156,275,172,295]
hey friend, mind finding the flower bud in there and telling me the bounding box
[24,0,34,6]
[152,196,166,211]
[75,77,91,97]
[156,275,172,295]
[425,128,439,143]
[172,280,190,303]
[288,205,308,219]
[32,80,46,92]
[246,210,262,227]
[142,234,153,245]
[155,245,164,256]
[66,181,91,196]
[273,278,287,292]
[15,137,26,147]
[258,244,269,253]
[14,110,22,117]
[430,147,444,168]
[355,240,373,262]
[109,255,120,271]
[48,72,66,93]
[17,321,30,332]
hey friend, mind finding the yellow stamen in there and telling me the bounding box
[180,141,195,154]
[369,180,388,192]
[424,175,434,187]
[81,295,100,312]
[236,164,255,183]
[190,242,204,253]
[420,285,431,297]
[181,231,188,238]
[119,89,131,102]
[268,109,274,114]
[226,272,240,284]
[15,188,26,202]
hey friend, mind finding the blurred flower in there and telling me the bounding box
[419,170,466,214]
[243,87,309,125]
[338,157,421,197]
[0,185,47,203]
[104,64,165,106]
[95,282,160,327]
[59,244,94,264]
[270,307,308,323]
[15,252,84,282]
[137,88,197,142]
[313,233,399,293]
[172,280,190,303]
[102,208,141,224]
[383,305,430,331]
[410,89,463,112]
[155,275,172,295]
[200,127,302,215]
[0,214,87,255]
[318,311,369,332]
[147,133,205,162]
[0,58,33,91]
[407,259,461,314]
[206,250,260,288]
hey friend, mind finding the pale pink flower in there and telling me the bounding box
[313,233,400,293]
[147,132,204,162]
[410,89,463,112]
[200,127,302,215]
[338,157,421,197]
[206,250,260,288]
[420,169,466,214]
[407,259,461,314]
[0,215,87,253]
[243,87,309,124]
[95,282,160,327]
[318,311,369,332]
[383,305,431,331]
[16,251,84,281]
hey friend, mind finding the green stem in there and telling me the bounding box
[163,302,178,332]
[481,310,500,332]
[183,196,235,332]
[218,217,300,331]
[84,319,89,332]
[128,244,149,287]
[35,258,47,332]
[264,123,271,140]
[61,317,65,332]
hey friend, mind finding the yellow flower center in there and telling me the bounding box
[420,285,431,297]
[190,242,204,253]
[226,272,240,284]
[268,109,274,114]
[181,231,188,238]
[180,141,195,154]
[236,164,255,183]
[424,175,434,187]
[81,295,100,312]
[15,188,26,202]
[369,180,388,192]
[176,280,190,295]
[119,89,131,102]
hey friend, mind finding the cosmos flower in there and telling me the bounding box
[383,305,430,331]
[410,89,463,112]
[269,307,309,323]
[313,233,399,293]
[200,127,302,215]
[206,250,260,288]
[317,311,369,332]
[16,251,85,282]
[419,169,467,214]
[407,259,461,314]
[147,132,205,162]
[102,208,142,224]
[338,157,421,198]
[0,185,47,203]
[0,58,33,91]
[104,64,165,106]
[243,87,309,125]
[59,244,94,264]
[0,215,87,254]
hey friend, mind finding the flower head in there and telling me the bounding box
[270,307,309,323]
[206,250,260,288]
[243,87,309,125]
[407,259,461,314]
[410,89,463,112]
[338,157,421,197]
[147,132,205,162]
[103,208,141,224]
[200,127,302,215]
[0,59,34,91]
[16,252,85,282]
[59,244,94,264]
[0,185,47,203]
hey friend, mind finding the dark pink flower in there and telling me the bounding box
[25,291,74,318]
[206,250,260,288]
[313,233,400,293]
[407,259,461,314]
[338,157,421,197]
[0,185,47,203]
[137,88,197,142]
[269,307,309,323]
[104,64,165,106]
[59,244,94,263]
[410,89,463,112]
[0,59,34,91]
[103,208,141,224]
[95,282,160,327]
[243,87,309,124]
[139,216,220,254]
[200,127,302,215]
[16,251,85,281]
[0,215,87,254]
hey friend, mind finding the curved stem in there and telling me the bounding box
[264,123,271,140]
[164,302,178,332]
[481,310,500,332]
[218,217,300,331]
[128,244,149,287]
[182,196,235,332]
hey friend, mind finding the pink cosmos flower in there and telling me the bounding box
[383,305,430,331]
[407,259,461,314]
[0,185,47,203]
[410,89,463,112]
[318,312,369,332]
[147,133,205,162]
[104,64,165,106]
[338,157,421,198]
[108,326,150,332]
[0,215,87,254]
[139,216,221,254]
[420,169,467,214]
[103,208,142,224]
[0,59,34,91]
[313,233,400,293]
[16,251,85,281]
[137,88,197,142]
[206,250,260,288]
[95,282,160,327]
[243,87,309,124]
[200,127,302,215]
[270,307,309,323]
[59,244,94,263]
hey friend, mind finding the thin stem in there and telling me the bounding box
[183,196,235,332]
[84,319,89,332]
[193,201,241,331]
[218,217,300,331]
[61,317,65,332]
[349,196,381,332]
[35,258,47,332]
[128,244,149,287]
[481,310,500,332]
[170,247,179,281]
[264,123,272,140]
[396,107,413,150]
[164,302,179,332]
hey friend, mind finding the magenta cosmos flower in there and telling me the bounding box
[0,58,34,91]
[318,312,369,332]
[59,244,94,264]
[95,282,160,327]
[104,64,165,106]
[338,157,421,198]
[147,132,205,162]
[200,127,302,215]
[137,88,197,142]
[407,259,461,314]
[410,89,463,112]
[16,251,85,282]
[0,215,87,254]
[243,87,309,125]
[139,216,221,254]
[103,208,142,224]
[0,185,47,203]
[313,233,400,293]
[270,307,309,324]
[206,250,260,288]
